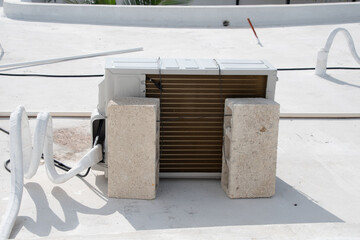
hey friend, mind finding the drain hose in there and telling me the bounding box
[0,106,103,240]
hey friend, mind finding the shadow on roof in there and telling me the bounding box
[10,177,342,238]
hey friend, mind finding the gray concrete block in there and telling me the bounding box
[222,98,280,198]
[107,97,160,199]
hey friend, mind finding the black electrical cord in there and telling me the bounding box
[278,67,360,71]
[1,127,91,177]
[0,67,359,78]
[0,127,11,172]
[278,67,315,71]
[326,67,360,70]
[4,159,10,172]
[0,127,9,135]
[0,73,104,78]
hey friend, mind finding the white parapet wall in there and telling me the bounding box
[3,0,360,28]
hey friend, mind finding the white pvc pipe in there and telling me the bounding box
[0,106,103,239]
[315,28,360,76]
[0,112,92,118]
[0,47,143,69]
[0,107,24,240]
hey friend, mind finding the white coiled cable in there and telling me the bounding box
[0,106,103,239]
[316,28,360,76]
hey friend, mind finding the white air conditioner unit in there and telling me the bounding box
[91,58,277,175]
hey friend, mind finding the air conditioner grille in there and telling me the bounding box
[146,74,267,172]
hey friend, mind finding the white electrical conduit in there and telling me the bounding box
[0,47,143,69]
[0,111,93,118]
[316,28,360,76]
[0,106,103,240]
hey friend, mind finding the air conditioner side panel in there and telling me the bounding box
[113,74,146,102]
[266,71,278,100]
[99,69,146,116]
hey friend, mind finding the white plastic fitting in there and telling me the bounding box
[315,28,360,76]
[0,106,103,240]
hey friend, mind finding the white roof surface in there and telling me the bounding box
[0,5,360,240]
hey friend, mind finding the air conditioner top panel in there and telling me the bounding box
[105,58,276,75]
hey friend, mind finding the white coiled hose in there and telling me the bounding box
[0,106,103,239]
[316,28,360,76]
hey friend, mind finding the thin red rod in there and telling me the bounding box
[247,18,259,39]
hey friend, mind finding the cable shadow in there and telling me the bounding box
[94,176,343,229]
[10,182,81,238]
[321,73,360,88]
[14,177,343,238]
[10,178,121,238]
[0,44,4,62]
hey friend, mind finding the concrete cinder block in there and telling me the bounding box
[222,98,280,198]
[107,97,160,199]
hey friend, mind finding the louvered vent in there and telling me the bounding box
[146,74,267,172]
